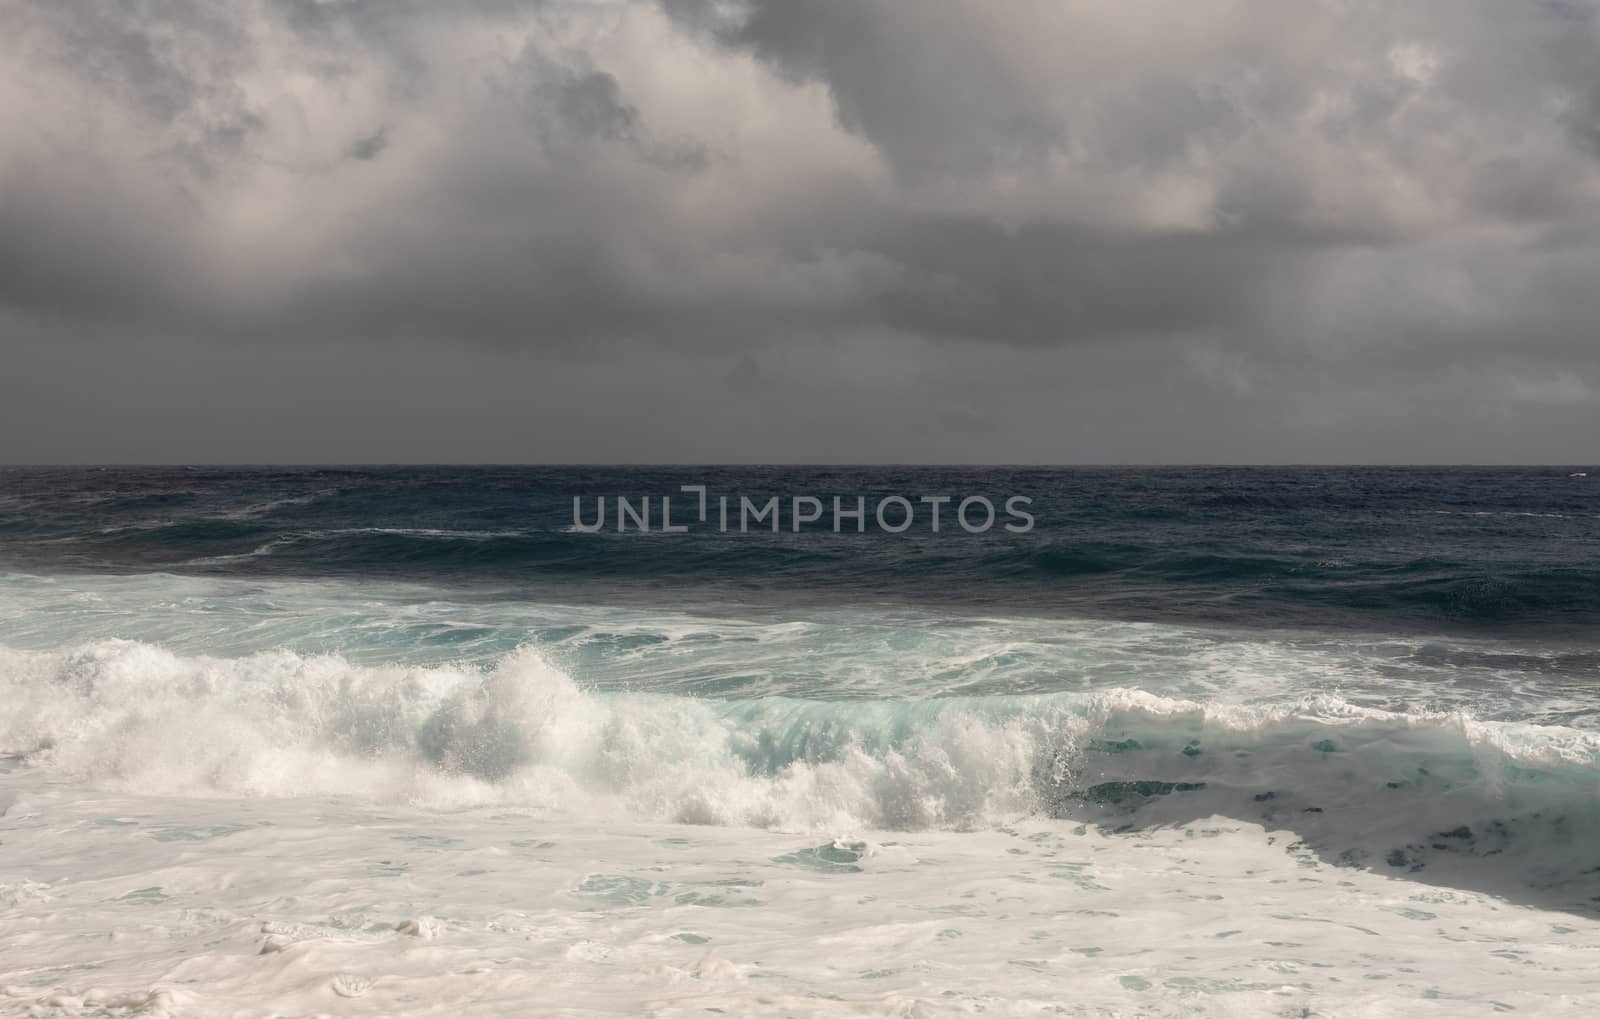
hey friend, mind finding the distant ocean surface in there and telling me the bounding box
[5,465,1600,633]
[2,466,1599,1016]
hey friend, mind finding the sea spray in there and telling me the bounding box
[6,640,1600,874]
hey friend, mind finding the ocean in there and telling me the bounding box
[1,466,1598,1016]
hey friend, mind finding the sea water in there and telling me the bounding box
[1,467,1597,1016]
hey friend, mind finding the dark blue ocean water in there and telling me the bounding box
[2,466,1597,636]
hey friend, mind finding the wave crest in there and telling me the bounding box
[4,641,1599,845]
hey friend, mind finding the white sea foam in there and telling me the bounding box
[4,572,1600,1014]
[4,640,1598,845]
[2,569,1594,723]
[3,783,1598,1017]
[0,640,1062,828]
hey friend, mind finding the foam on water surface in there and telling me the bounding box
[2,570,1596,721]
[2,570,1599,1015]
[4,788,1600,1018]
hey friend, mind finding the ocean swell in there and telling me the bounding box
[4,641,1599,863]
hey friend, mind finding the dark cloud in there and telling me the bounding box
[724,0,1072,179]
[1,0,1598,462]
[348,127,390,161]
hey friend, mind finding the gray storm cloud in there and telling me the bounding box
[1,0,1598,462]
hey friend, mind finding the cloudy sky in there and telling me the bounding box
[3,0,1599,463]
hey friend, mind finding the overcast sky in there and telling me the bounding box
[3,0,1599,463]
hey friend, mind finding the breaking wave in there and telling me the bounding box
[5,641,1599,880]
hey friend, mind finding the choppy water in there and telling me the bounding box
[1,467,1598,1016]
[4,465,1599,633]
